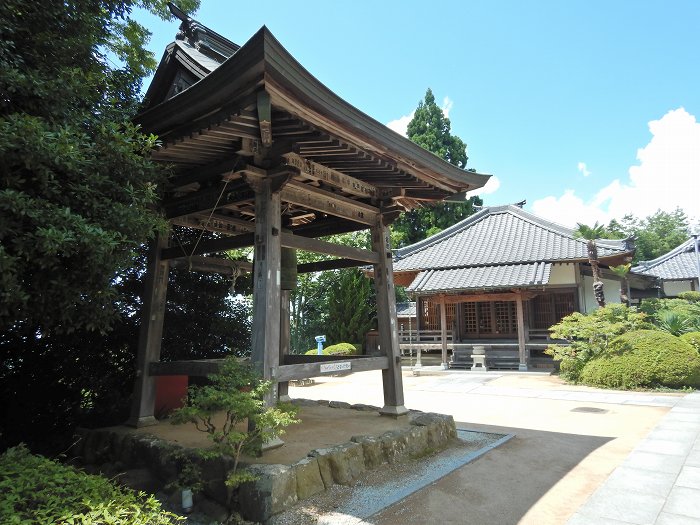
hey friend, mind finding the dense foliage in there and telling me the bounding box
[0,0,211,454]
[607,208,690,263]
[579,330,700,389]
[391,89,481,247]
[0,445,183,524]
[680,331,700,354]
[545,304,652,382]
[638,297,700,335]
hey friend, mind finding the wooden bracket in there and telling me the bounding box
[257,90,273,147]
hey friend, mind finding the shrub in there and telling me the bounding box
[678,291,700,303]
[171,357,299,501]
[546,304,652,382]
[0,445,182,524]
[680,331,700,354]
[304,342,358,356]
[639,298,700,332]
[579,330,700,389]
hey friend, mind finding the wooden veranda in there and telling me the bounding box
[127,12,489,427]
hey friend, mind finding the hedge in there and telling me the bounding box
[304,342,358,356]
[579,330,700,389]
[0,445,182,525]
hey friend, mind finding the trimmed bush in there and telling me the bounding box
[0,445,182,524]
[304,342,358,356]
[680,331,700,354]
[580,330,700,389]
[678,291,700,303]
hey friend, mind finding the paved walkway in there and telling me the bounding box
[569,392,700,525]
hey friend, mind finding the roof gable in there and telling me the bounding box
[393,205,632,272]
[632,238,700,281]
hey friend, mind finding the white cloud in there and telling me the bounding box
[577,162,591,177]
[532,108,700,228]
[386,112,414,136]
[441,96,453,118]
[467,175,501,198]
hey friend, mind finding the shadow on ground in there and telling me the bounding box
[363,423,613,525]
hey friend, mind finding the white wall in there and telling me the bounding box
[581,274,622,313]
[548,263,577,285]
[663,280,696,297]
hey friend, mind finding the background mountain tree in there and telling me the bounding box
[607,208,690,263]
[391,89,482,247]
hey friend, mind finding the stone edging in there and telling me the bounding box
[72,400,457,523]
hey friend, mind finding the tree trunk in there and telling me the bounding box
[588,239,606,308]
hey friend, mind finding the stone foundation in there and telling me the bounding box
[72,400,457,523]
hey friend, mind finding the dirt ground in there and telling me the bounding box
[130,402,413,466]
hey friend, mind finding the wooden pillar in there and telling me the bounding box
[439,296,448,369]
[372,213,407,417]
[249,175,282,407]
[278,289,291,402]
[516,292,528,371]
[127,230,170,427]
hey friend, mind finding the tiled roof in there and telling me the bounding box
[396,302,416,317]
[393,205,630,272]
[407,262,552,293]
[632,238,700,281]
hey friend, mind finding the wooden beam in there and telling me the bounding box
[161,233,255,260]
[281,180,378,226]
[163,182,254,219]
[282,152,377,198]
[297,258,367,274]
[275,357,389,382]
[171,214,256,235]
[372,214,407,417]
[439,291,538,304]
[281,232,379,264]
[278,290,291,401]
[250,174,282,406]
[127,231,170,427]
[439,298,448,368]
[516,293,528,371]
[170,256,252,275]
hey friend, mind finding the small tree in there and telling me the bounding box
[609,263,631,306]
[171,358,299,501]
[546,304,651,382]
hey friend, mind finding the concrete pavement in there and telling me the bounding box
[288,368,696,524]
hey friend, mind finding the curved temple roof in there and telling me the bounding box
[135,15,491,233]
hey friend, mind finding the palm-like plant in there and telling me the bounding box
[610,263,632,306]
[575,222,608,308]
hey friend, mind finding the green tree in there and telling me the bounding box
[0,0,200,453]
[607,208,690,263]
[575,222,609,308]
[391,89,481,247]
[326,268,375,347]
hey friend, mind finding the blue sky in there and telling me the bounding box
[136,1,699,229]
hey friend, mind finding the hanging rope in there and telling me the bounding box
[184,178,231,269]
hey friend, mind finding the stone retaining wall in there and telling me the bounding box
[72,400,457,523]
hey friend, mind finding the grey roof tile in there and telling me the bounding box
[394,205,630,272]
[396,302,416,317]
[632,238,700,281]
[407,262,552,293]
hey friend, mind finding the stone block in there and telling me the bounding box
[381,430,410,464]
[293,457,325,500]
[238,464,298,523]
[351,435,385,469]
[328,401,352,409]
[310,443,365,486]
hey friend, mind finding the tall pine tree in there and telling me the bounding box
[392,89,482,247]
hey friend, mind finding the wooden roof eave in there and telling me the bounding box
[134,26,490,197]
